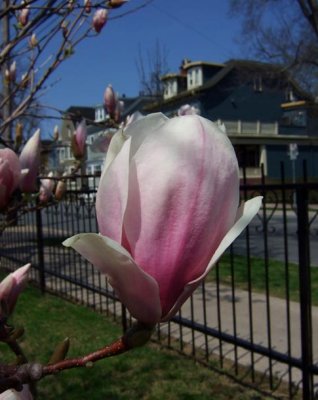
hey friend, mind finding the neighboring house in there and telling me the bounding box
[87,94,157,188]
[57,106,95,175]
[57,95,156,188]
[144,59,318,181]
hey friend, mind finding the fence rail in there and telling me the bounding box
[1,168,318,399]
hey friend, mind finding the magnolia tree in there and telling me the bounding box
[0,0,132,143]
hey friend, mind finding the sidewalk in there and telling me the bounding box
[160,282,318,388]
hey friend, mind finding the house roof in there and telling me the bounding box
[64,106,95,125]
[161,73,185,81]
[144,59,313,111]
[183,60,225,69]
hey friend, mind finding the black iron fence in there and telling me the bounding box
[1,167,318,399]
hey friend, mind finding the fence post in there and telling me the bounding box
[296,185,314,399]
[36,206,45,294]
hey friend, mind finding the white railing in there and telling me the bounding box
[218,120,279,135]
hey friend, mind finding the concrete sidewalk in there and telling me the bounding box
[160,282,318,389]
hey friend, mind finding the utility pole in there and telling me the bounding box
[1,0,12,144]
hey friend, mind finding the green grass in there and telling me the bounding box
[1,285,269,400]
[210,253,318,305]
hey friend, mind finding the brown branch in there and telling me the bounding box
[42,336,129,376]
[0,322,154,394]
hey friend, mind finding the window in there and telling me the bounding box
[235,145,260,168]
[280,109,307,127]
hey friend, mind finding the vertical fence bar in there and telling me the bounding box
[296,185,314,400]
[36,206,45,293]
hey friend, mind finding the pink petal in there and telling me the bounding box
[0,148,21,189]
[162,197,262,321]
[63,233,161,324]
[19,129,41,192]
[124,115,240,316]
[96,138,131,242]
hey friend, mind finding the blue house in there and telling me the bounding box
[144,59,318,181]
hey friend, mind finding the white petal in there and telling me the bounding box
[63,233,162,324]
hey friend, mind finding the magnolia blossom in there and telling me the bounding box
[0,149,21,210]
[64,114,262,325]
[0,264,30,318]
[178,104,200,116]
[103,84,116,117]
[71,120,87,159]
[0,385,33,400]
[93,9,108,33]
[19,129,41,193]
[39,172,55,204]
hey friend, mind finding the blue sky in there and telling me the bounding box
[43,0,245,131]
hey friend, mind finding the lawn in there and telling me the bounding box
[1,284,270,400]
[210,253,318,305]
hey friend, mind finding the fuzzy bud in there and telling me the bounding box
[108,0,128,8]
[18,3,30,27]
[29,33,38,48]
[93,9,108,33]
[15,123,23,149]
[84,0,91,13]
[103,84,116,117]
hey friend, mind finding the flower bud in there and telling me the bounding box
[67,0,75,11]
[61,21,69,38]
[19,129,41,193]
[39,172,55,204]
[108,0,128,8]
[0,148,21,210]
[5,61,17,84]
[71,120,87,159]
[15,122,23,149]
[177,104,200,116]
[93,9,108,33]
[29,33,38,48]
[84,0,91,13]
[55,178,66,201]
[20,72,29,89]
[18,3,30,27]
[103,84,116,117]
[0,264,30,318]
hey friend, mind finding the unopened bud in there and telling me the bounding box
[55,179,66,201]
[15,123,23,148]
[18,4,30,27]
[61,21,69,38]
[20,72,29,89]
[67,0,75,11]
[5,61,17,84]
[93,9,108,33]
[10,61,17,82]
[108,0,128,8]
[29,33,38,48]
[49,338,70,364]
[84,0,91,13]
[103,84,116,117]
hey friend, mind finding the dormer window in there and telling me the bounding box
[163,78,178,99]
[187,67,202,89]
[95,106,106,122]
